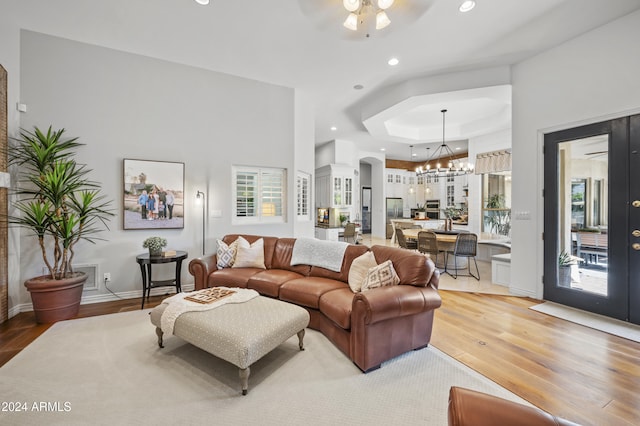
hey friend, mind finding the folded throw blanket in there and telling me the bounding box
[290,238,349,272]
[160,287,259,335]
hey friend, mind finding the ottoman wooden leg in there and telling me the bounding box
[239,367,250,395]
[155,327,164,348]
[297,329,306,351]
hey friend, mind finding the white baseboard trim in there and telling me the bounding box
[508,285,536,298]
[8,304,25,319]
[13,283,195,314]
[81,283,195,305]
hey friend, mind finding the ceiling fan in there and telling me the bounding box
[296,0,434,40]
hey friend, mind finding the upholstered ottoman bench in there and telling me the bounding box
[150,294,310,395]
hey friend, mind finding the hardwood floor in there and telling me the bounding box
[1,291,639,425]
[431,291,640,426]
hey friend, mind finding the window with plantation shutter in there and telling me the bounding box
[233,166,286,223]
[235,170,257,217]
[296,172,310,220]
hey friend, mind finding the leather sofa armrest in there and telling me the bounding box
[353,284,441,325]
[429,265,440,289]
[448,387,581,426]
[188,254,218,290]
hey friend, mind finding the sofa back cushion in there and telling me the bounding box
[309,244,369,283]
[271,238,311,276]
[222,235,278,269]
[370,245,434,287]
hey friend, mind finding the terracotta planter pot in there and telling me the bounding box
[24,273,87,323]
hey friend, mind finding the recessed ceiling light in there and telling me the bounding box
[388,57,399,66]
[380,148,386,152]
[459,1,475,12]
[412,153,417,157]
[353,84,364,90]
[456,147,461,150]
[195,0,210,5]
[331,126,337,131]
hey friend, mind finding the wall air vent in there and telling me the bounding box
[41,263,99,291]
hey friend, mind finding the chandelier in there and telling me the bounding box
[416,109,474,177]
[342,0,394,32]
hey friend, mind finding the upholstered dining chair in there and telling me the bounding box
[396,228,417,250]
[444,232,480,280]
[417,230,442,268]
[341,222,357,244]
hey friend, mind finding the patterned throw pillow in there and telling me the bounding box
[348,251,378,293]
[216,239,238,269]
[361,260,400,291]
[232,237,266,269]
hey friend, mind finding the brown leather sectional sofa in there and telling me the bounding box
[188,234,441,372]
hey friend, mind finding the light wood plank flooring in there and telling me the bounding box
[432,291,640,426]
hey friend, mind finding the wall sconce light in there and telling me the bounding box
[196,191,205,255]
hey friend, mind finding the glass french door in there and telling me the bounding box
[544,115,640,324]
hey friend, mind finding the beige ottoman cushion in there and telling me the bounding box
[150,295,309,394]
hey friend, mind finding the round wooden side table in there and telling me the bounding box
[135,250,188,309]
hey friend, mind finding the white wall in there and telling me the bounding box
[11,30,307,312]
[315,141,336,169]
[511,9,640,298]
[294,90,316,238]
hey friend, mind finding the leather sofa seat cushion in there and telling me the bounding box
[370,245,431,287]
[318,288,354,329]
[280,277,348,309]
[309,244,369,283]
[247,269,305,298]
[270,238,312,276]
[222,234,278,269]
[208,268,260,288]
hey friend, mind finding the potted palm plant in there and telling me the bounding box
[7,126,113,323]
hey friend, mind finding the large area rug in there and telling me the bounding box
[531,301,640,343]
[0,309,529,425]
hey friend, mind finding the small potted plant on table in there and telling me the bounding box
[143,236,167,257]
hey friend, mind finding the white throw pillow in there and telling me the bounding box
[232,237,266,269]
[361,260,400,291]
[216,238,239,269]
[348,251,378,293]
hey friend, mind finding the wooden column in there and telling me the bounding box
[0,65,8,323]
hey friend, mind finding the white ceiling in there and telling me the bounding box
[8,0,640,160]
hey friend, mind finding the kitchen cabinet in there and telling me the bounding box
[332,175,352,207]
[316,164,355,208]
[315,175,330,208]
[315,227,343,241]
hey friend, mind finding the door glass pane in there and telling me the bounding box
[558,136,608,296]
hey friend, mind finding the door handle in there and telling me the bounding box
[633,243,640,251]
[633,230,640,238]
[633,200,640,208]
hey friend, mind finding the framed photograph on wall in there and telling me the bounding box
[123,159,184,230]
